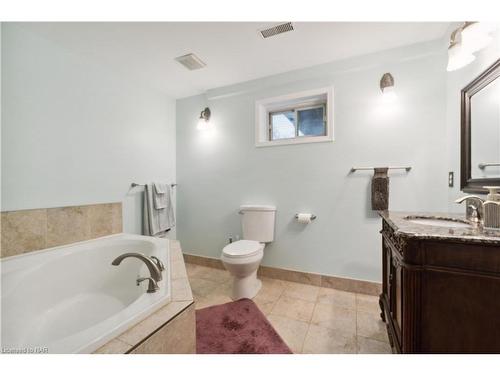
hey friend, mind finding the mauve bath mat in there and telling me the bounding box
[195,298,292,354]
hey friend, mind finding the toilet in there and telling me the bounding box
[221,205,276,300]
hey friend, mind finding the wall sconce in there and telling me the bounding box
[447,22,496,72]
[197,107,212,131]
[380,73,396,101]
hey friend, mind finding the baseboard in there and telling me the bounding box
[182,253,381,296]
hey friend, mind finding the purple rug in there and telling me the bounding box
[195,298,292,354]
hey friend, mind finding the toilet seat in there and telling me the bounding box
[222,240,263,258]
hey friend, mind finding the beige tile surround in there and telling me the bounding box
[1,202,122,258]
[95,240,195,354]
[183,253,381,296]
[130,304,196,354]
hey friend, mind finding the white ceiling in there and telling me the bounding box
[17,22,450,98]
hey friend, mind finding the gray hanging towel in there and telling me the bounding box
[158,184,175,232]
[143,183,175,236]
[371,168,389,211]
[153,182,168,209]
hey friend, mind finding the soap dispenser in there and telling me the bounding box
[483,186,500,230]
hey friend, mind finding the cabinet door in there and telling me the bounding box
[383,239,392,299]
[391,256,403,343]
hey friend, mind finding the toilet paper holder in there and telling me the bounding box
[294,214,317,220]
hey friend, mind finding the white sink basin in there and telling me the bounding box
[405,216,472,228]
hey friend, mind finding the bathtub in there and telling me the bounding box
[1,233,171,354]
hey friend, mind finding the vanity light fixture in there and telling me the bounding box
[447,28,476,72]
[380,73,396,101]
[197,107,212,131]
[461,22,494,53]
[447,22,496,72]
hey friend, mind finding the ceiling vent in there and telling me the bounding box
[259,22,294,39]
[174,53,206,70]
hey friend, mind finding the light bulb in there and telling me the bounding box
[461,23,493,53]
[197,118,212,131]
[447,42,476,72]
[382,86,397,102]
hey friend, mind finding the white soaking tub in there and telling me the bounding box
[1,233,171,354]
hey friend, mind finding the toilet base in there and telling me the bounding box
[230,270,262,300]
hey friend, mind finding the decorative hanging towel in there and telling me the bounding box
[371,167,389,211]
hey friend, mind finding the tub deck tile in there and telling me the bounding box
[171,259,188,279]
[117,300,193,346]
[94,338,132,354]
[171,277,194,302]
[130,304,196,354]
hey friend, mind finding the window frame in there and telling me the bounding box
[255,86,334,147]
[269,102,327,141]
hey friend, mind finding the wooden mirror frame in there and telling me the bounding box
[460,58,500,193]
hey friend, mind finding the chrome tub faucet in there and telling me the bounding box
[111,252,164,293]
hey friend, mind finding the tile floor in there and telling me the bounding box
[186,262,392,354]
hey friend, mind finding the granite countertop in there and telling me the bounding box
[379,211,500,245]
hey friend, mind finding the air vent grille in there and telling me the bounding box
[174,53,206,70]
[260,22,294,39]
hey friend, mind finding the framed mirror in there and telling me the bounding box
[461,59,500,193]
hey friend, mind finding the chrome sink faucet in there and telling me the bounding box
[111,252,163,293]
[455,195,485,225]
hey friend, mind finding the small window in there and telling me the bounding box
[269,104,326,141]
[255,87,333,147]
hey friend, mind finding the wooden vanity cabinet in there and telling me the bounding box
[379,219,500,353]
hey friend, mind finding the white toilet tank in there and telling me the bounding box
[240,205,276,243]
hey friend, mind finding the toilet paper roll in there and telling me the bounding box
[296,213,313,224]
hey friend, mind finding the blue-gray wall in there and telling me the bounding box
[176,40,449,282]
[1,24,177,236]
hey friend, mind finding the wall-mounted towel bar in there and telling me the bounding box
[350,166,412,172]
[131,182,177,188]
[478,162,500,170]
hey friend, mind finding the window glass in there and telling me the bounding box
[298,106,325,137]
[271,111,295,140]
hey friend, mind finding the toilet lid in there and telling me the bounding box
[222,240,262,258]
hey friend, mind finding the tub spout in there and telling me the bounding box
[112,252,162,282]
[136,277,159,293]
